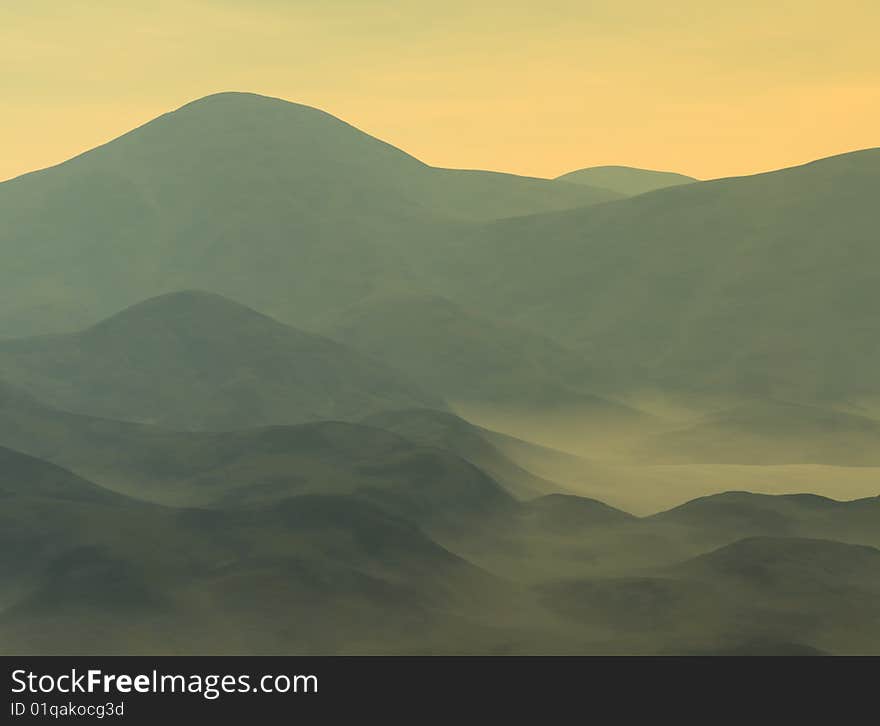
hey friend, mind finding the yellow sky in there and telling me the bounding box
[2,1,878,182]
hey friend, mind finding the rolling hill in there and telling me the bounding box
[0,384,518,527]
[0,291,442,430]
[537,537,880,654]
[362,408,565,499]
[633,399,880,465]
[649,491,880,547]
[3,434,879,653]
[0,445,517,655]
[324,293,602,405]
[443,148,880,405]
[555,165,697,196]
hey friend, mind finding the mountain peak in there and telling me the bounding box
[86,290,275,337]
[171,91,326,118]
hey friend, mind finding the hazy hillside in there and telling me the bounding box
[325,292,617,406]
[0,291,442,429]
[0,92,618,337]
[650,491,880,547]
[0,446,520,655]
[0,386,522,527]
[3,88,880,656]
[4,432,879,654]
[538,536,880,654]
[362,409,565,499]
[634,400,880,465]
[555,165,697,196]
[446,148,880,405]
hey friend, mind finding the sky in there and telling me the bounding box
[2,0,878,182]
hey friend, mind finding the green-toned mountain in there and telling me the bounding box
[0,291,443,430]
[0,386,516,527]
[362,408,565,499]
[446,148,880,404]
[555,165,697,196]
[4,434,880,654]
[675,536,880,591]
[0,444,521,655]
[634,399,880,465]
[538,537,880,655]
[0,445,122,504]
[649,491,880,547]
[0,92,618,337]
[324,293,640,412]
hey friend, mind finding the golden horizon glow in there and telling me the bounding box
[2,1,878,182]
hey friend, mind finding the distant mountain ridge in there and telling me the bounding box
[443,147,880,405]
[556,165,697,196]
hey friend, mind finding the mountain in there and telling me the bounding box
[0,444,516,655]
[362,409,565,499]
[0,385,516,527]
[537,537,880,654]
[0,291,443,430]
[324,292,623,406]
[555,165,697,196]
[0,445,122,504]
[634,399,880,465]
[4,432,880,653]
[650,491,880,547]
[0,91,619,337]
[443,148,880,405]
[674,536,880,592]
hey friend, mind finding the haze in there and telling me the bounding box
[2,0,878,182]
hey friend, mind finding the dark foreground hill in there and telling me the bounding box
[2,435,879,654]
[362,409,565,499]
[0,445,525,655]
[0,387,514,526]
[445,148,880,405]
[0,291,442,430]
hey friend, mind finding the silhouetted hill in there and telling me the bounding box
[0,291,442,429]
[555,165,697,196]
[0,92,618,337]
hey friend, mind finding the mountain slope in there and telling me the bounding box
[0,91,618,337]
[0,386,514,527]
[650,491,880,547]
[634,400,880,465]
[538,537,880,655]
[445,148,880,404]
[361,409,565,499]
[555,165,697,196]
[325,293,614,406]
[0,445,513,655]
[0,291,443,430]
